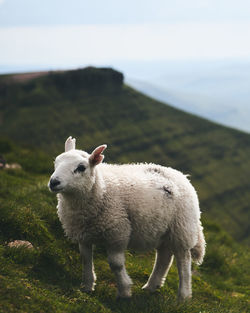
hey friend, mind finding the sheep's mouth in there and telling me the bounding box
[48,185,63,193]
[49,186,64,193]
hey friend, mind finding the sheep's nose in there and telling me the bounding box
[49,178,61,190]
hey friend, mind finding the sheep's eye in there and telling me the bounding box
[74,164,86,173]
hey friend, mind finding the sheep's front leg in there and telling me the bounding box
[107,249,132,298]
[175,249,192,302]
[79,241,96,292]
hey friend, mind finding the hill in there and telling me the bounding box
[0,67,249,244]
[0,67,249,312]
[0,140,249,312]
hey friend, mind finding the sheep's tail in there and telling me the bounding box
[191,223,206,265]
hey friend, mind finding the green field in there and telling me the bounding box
[0,68,249,312]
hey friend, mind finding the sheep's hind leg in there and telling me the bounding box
[79,242,96,292]
[142,245,173,292]
[175,249,192,302]
[107,249,133,299]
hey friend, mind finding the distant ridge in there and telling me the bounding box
[6,71,64,83]
[1,67,123,87]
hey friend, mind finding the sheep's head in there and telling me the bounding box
[48,136,107,194]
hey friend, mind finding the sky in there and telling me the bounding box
[1,0,250,26]
[0,0,250,71]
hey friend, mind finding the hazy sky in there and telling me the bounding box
[0,0,250,71]
[1,0,250,26]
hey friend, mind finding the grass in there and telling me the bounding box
[0,68,249,312]
[0,159,249,312]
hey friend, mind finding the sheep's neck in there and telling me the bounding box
[61,168,105,217]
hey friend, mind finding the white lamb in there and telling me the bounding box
[48,136,205,301]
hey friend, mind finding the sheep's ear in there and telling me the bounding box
[89,144,107,166]
[65,136,76,152]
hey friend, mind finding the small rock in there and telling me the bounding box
[8,240,33,249]
[5,163,22,170]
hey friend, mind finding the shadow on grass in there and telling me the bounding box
[94,283,182,313]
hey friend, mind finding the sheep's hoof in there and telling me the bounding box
[142,283,161,293]
[116,295,132,302]
[116,289,132,300]
[177,294,192,303]
[80,283,95,293]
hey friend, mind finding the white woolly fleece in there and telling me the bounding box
[49,137,206,300]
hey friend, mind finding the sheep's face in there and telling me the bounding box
[49,150,92,193]
[48,137,106,194]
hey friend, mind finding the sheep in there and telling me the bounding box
[48,136,206,301]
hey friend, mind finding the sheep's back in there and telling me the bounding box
[99,163,200,250]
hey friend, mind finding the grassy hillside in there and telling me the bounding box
[0,67,249,312]
[0,67,249,243]
[0,145,249,312]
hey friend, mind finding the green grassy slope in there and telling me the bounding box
[0,146,249,312]
[0,68,250,312]
[0,67,249,243]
